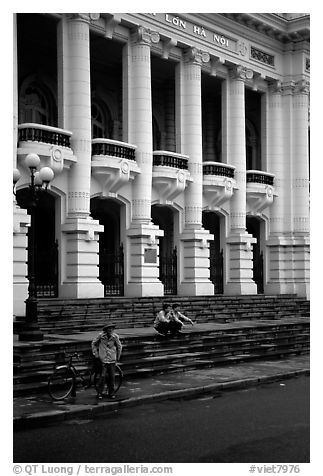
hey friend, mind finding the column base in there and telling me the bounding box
[126,221,164,297]
[225,232,257,295]
[178,228,214,296]
[61,217,104,299]
[266,235,310,298]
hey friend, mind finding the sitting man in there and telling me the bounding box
[168,303,194,336]
[154,303,172,336]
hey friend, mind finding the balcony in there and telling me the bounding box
[17,123,75,174]
[203,161,237,209]
[91,138,140,195]
[152,151,192,204]
[246,170,276,213]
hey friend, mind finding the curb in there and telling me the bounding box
[13,368,310,430]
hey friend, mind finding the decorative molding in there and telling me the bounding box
[229,65,253,81]
[183,47,210,66]
[132,26,160,46]
[294,79,310,95]
[250,46,275,66]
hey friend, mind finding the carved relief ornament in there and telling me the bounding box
[229,65,253,81]
[184,47,210,65]
[132,26,160,46]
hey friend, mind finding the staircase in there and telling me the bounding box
[14,294,310,335]
[13,317,310,397]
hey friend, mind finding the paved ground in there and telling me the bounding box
[14,351,309,429]
[14,375,310,463]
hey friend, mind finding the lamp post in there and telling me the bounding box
[13,153,54,341]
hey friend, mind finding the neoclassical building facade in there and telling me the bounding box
[13,13,310,315]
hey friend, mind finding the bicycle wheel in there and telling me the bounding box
[48,366,76,400]
[94,364,123,395]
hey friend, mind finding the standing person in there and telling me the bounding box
[91,323,122,400]
[154,303,172,336]
[169,303,194,336]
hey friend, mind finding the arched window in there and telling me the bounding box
[91,101,113,139]
[19,81,55,125]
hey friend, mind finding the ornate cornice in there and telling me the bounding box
[219,13,310,43]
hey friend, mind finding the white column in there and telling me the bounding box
[223,66,257,295]
[176,47,214,296]
[265,81,293,295]
[13,13,30,315]
[123,26,163,296]
[291,79,310,297]
[13,13,18,169]
[293,80,310,236]
[57,14,103,298]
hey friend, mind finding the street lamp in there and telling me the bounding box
[13,153,54,341]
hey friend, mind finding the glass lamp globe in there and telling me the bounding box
[39,167,54,185]
[13,168,21,184]
[25,153,41,170]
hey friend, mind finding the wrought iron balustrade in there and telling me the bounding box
[92,140,136,161]
[247,171,274,186]
[34,241,59,298]
[209,248,223,294]
[153,153,188,170]
[203,162,235,178]
[18,123,71,148]
[98,245,124,296]
[159,248,177,295]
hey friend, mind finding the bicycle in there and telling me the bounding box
[47,352,123,401]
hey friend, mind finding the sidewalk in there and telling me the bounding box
[14,352,310,429]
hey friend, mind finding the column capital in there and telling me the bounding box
[281,80,295,96]
[268,79,283,94]
[66,13,91,23]
[295,79,310,95]
[229,65,253,82]
[131,25,160,46]
[183,47,210,66]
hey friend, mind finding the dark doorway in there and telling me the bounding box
[91,198,124,296]
[246,216,264,294]
[151,205,177,295]
[202,211,223,294]
[16,188,58,297]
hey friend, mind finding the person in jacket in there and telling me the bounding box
[168,303,194,335]
[154,303,172,336]
[91,322,122,399]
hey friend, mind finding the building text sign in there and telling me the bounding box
[148,13,236,51]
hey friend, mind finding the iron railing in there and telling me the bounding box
[98,245,124,296]
[253,250,264,294]
[203,162,235,178]
[247,171,274,186]
[159,248,178,295]
[34,241,59,298]
[92,140,136,161]
[209,248,224,294]
[18,123,72,148]
[153,153,189,170]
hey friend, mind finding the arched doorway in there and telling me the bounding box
[246,216,264,294]
[90,197,124,296]
[151,205,177,295]
[16,188,58,297]
[202,211,223,294]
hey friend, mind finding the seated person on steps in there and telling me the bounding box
[154,303,172,336]
[168,303,194,336]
